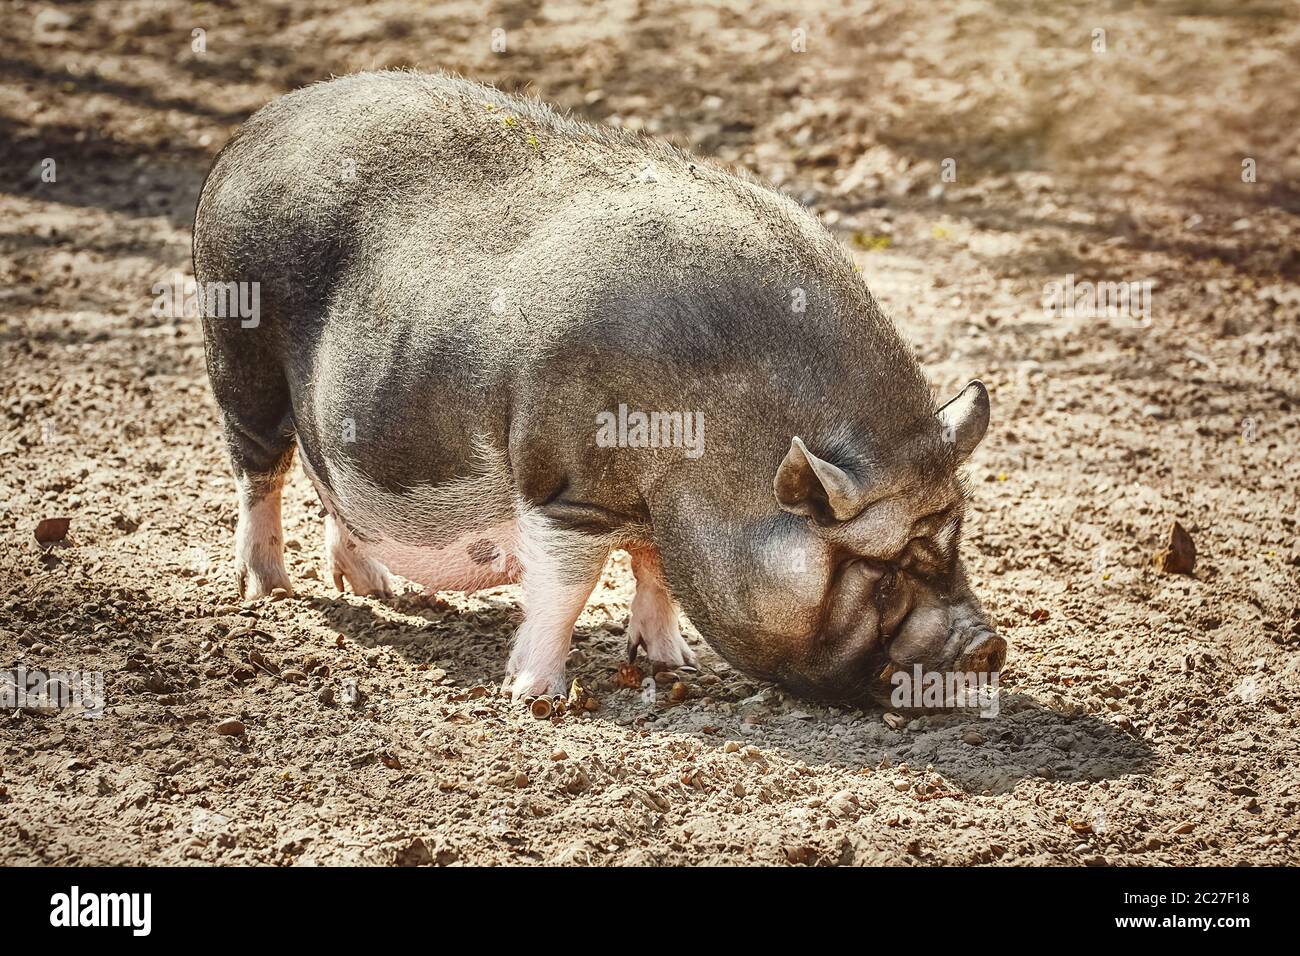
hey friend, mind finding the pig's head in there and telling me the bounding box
[656,380,1004,707]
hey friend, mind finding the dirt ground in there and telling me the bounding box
[2,0,1298,866]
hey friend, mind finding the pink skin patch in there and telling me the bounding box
[361,520,523,593]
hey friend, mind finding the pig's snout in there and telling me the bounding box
[952,631,1007,675]
[891,599,1006,675]
[863,592,1006,708]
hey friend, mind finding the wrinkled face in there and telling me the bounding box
[678,380,1005,706]
[763,473,1004,704]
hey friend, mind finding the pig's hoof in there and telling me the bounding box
[324,514,393,597]
[505,670,565,703]
[236,560,292,601]
[330,560,393,597]
[627,626,697,669]
[326,550,393,597]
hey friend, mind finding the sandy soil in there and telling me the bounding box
[1,0,1298,865]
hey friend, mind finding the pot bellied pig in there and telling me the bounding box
[194,72,1005,706]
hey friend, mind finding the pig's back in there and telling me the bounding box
[196,71,853,363]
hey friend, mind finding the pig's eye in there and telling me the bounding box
[902,537,942,579]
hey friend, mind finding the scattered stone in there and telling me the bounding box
[828,790,859,817]
[961,730,985,746]
[1154,521,1196,575]
[784,845,817,865]
[613,662,643,688]
[395,837,433,867]
[34,8,74,41]
[34,517,70,545]
[215,718,245,737]
[567,678,599,712]
[564,766,591,794]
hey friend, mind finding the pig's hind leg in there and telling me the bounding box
[233,472,293,599]
[626,547,697,668]
[208,334,296,600]
[504,511,611,701]
[324,513,393,597]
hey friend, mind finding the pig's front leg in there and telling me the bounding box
[626,547,697,669]
[505,513,611,701]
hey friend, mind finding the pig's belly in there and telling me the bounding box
[303,438,525,593]
[364,520,524,592]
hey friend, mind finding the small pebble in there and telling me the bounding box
[215,718,245,736]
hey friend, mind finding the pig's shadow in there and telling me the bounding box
[301,591,1152,796]
[668,689,1152,797]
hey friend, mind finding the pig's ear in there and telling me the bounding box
[774,436,864,521]
[937,380,990,461]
